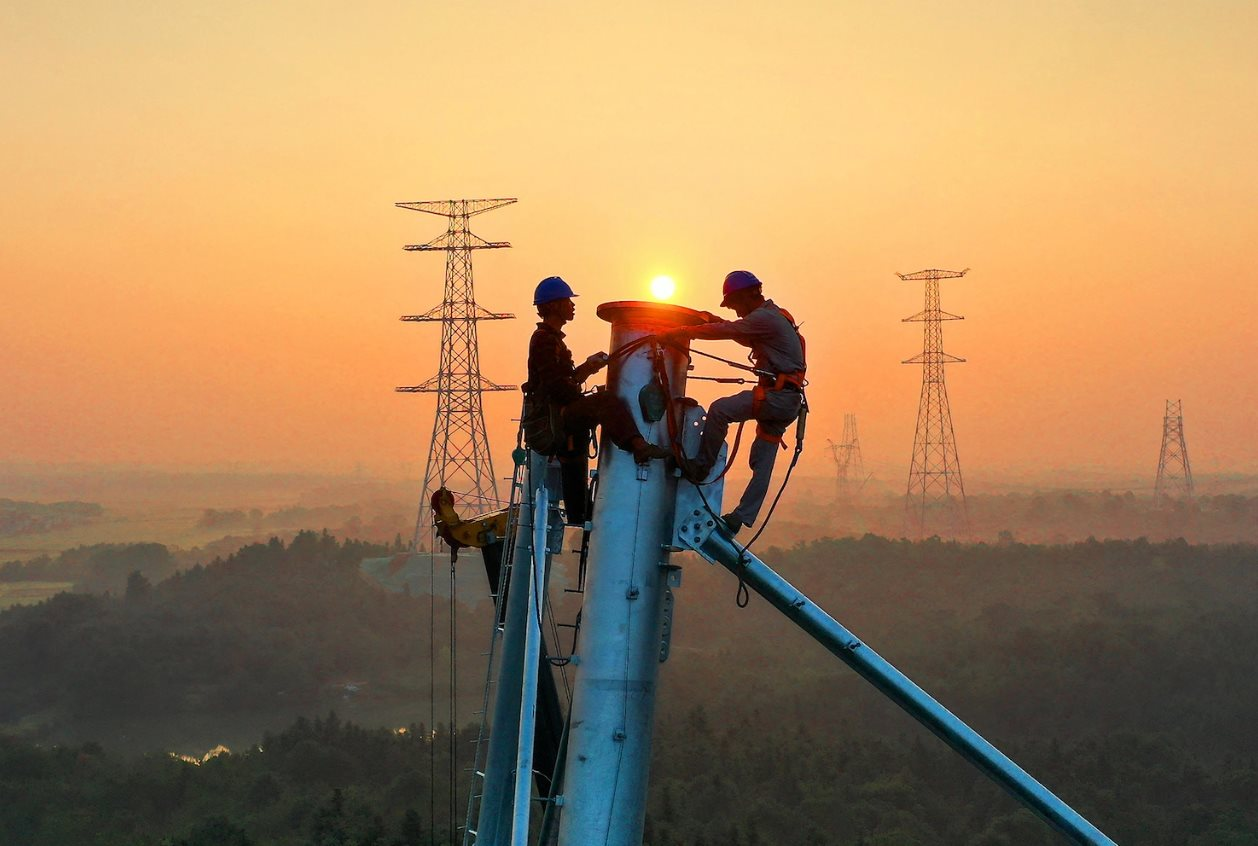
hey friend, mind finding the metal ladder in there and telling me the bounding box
[461,451,531,846]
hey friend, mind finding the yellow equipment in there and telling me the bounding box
[431,488,512,558]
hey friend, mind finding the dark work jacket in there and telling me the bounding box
[524,323,583,405]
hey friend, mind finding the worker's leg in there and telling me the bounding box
[561,392,643,452]
[694,390,757,475]
[558,449,590,526]
[731,391,802,526]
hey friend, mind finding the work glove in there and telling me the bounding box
[582,352,609,372]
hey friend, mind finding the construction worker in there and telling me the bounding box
[659,270,806,536]
[523,276,671,469]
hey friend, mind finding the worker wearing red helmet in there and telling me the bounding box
[659,270,806,536]
[523,276,671,468]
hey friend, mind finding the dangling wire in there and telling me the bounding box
[448,546,458,846]
[427,525,436,846]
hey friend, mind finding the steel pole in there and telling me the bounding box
[509,486,548,846]
[476,454,547,844]
[556,302,708,846]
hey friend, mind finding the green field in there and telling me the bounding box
[0,581,73,610]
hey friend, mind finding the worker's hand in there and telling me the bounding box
[583,351,609,372]
[697,310,721,324]
[657,328,690,346]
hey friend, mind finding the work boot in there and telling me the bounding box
[721,512,745,537]
[676,456,711,483]
[629,437,672,465]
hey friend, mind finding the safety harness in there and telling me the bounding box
[749,305,808,450]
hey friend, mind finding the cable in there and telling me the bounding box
[449,547,458,846]
[427,527,436,846]
[687,374,754,384]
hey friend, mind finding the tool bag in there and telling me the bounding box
[521,396,564,455]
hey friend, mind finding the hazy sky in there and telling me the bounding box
[3,1,1256,486]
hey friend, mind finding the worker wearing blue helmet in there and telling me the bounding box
[659,270,806,536]
[523,276,671,474]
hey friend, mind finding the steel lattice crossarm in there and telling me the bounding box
[902,350,966,365]
[903,309,965,323]
[396,198,517,217]
[404,230,513,251]
[897,267,970,281]
[396,375,516,393]
[401,303,514,322]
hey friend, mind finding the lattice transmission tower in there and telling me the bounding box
[900,268,969,539]
[827,413,865,502]
[1154,399,1194,506]
[395,198,517,545]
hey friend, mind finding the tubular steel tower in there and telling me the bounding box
[1154,399,1194,506]
[396,198,517,537]
[900,268,969,538]
[827,413,866,502]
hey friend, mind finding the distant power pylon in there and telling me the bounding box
[827,413,866,502]
[900,268,969,539]
[395,198,517,544]
[1154,399,1194,506]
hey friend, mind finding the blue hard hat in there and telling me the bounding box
[721,270,761,306]
[534,276,578,306]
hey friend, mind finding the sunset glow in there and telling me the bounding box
[0,2,1255,484]
[650,275,676,301]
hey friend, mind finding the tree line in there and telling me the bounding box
[2,531,1257,842]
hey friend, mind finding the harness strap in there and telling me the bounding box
[751,384,767,416]
[770,306,808,390]
[768,371,807,391]
[709,421,747,481]
[755,423,788,451]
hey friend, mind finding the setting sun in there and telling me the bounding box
[649,275,676,301]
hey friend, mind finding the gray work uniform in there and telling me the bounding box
[690,300,806,525]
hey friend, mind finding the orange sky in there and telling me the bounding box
[3,2,1256,487]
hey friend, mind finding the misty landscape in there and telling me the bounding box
[3,466,1258,844]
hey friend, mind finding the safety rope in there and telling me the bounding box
[649,335,808,603]
[687,374,755,384]
[428,527,436,846]
[449,552,458,846]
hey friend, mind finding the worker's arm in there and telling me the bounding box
[661,312,762,346]
[573,351,609,382]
